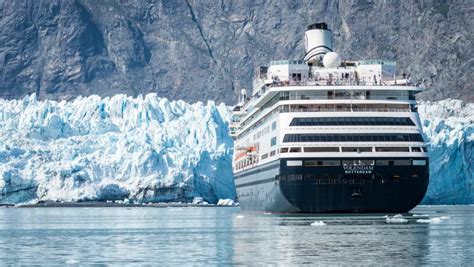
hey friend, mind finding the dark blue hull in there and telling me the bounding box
[234,157,429,213]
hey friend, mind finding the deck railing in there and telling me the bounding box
[267,77,416,87]
[284,107,412,113]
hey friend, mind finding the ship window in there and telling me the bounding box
[270,137,277,146]
[280,147,289,153]
[271,121,277,131]
[287,160,302,166]
[413,160,426,166]
[411,147,422,152]
[279,91,290,100]
[341,147,372,152]
[422,147,428,152]
[270,150,276,157]
[376,160,389,166]
[300,135,308,142]
[283,133,424,143]
[261,153,268,160]
[304,147,339,152]
[323,160,340,166]
[394,160,411,166]
[289,147,301,153]
[289,117,416,126]
[304,160,318,166]
[375,147,410,152]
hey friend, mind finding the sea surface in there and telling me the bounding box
[0,205,472,265]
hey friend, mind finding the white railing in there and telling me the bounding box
[268,77,416,87]
[285,108,412,113]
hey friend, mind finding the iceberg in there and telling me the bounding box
[0,95,472,205]
[0,94,236,204]
[310,221,327,226]
[217,198,236,206]
[385,214,408,223]
[416,216,449,224]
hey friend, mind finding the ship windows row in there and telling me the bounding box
[283,133,424,143]
[279,146,428,153]
[284,159,427,168]
[290,117,415,126]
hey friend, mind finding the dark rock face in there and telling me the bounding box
[0,0,472,103]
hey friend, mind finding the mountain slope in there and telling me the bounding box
[0,0,472,103]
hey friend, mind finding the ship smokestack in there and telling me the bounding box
[303,22,333,64]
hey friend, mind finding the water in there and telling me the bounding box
[0,205,472,265]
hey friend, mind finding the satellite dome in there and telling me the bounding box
[323,52,341,68]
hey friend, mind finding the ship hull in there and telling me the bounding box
[234,157,429,213]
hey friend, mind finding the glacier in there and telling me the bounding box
[0,94,235,204]
[0,95,472,205]
[418,99,473,204]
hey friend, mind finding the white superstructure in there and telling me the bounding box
[231,22,427,176]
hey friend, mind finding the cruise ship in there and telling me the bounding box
[230,23,429,213]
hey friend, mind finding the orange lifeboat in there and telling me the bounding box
[234,145,259,161]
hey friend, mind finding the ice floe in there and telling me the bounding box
[385,214,408,223]
[310,221,327,226]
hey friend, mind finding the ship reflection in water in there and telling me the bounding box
[0,205,472,265]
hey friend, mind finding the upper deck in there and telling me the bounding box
[247,84,421,110]
[230,22,426,139]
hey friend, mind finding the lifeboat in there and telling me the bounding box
[234,145,259,161]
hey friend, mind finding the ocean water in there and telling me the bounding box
[0,205,472,265]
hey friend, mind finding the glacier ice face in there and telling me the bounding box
[0,94,236,204]
[0,95,472,205]
[418,99,473,204]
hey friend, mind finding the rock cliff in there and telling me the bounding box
[0,0,472,103]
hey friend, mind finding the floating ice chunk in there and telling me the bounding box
[416,216,449,224]
[416,218,443,224]
[386,214,408,223]
[192,197,204,204]
[412,214,429,217]
[235,215,244,219]
[217,199,235,206]
[310,221,326,226]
